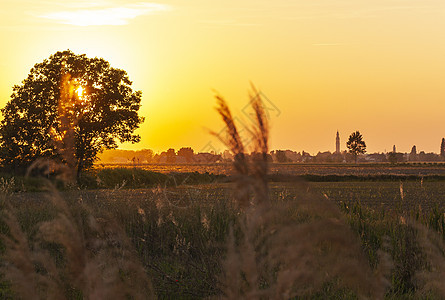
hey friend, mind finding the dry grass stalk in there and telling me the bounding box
[248,84,269,205]
[213,87,270,207]
[413,221,445,298]
[222,191,391,299]
[216,86,391,298]
[1,186,155,299]
[1,204,61,299]
[213,94,250,207]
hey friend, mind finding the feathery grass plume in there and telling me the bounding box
[215,86,389,298]
[213,94,251,207]
[0,202,62,299]
[213,86,270,206]
[400,181,405,202]
[1,185,155,299]
[248,84,269,204]
[0,177,15,195]
[222,190,392,299]
[413,221,445,298]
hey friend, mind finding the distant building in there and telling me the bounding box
[335,131,340,154]
[393,145,396,153]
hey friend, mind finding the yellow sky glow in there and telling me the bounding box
[39,3,170,26]
[1,0,445,155]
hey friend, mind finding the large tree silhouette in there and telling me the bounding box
[0,50,144,179]
[346,131,366,163]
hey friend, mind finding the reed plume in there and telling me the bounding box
[216,86,391,298]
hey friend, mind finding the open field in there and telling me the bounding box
[8,180,445,213]
[97,162,445,177]
[1,179,445,298]
[2,165,445,298]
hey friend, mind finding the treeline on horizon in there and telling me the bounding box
[98,147,445,164]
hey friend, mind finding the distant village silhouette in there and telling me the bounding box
[98,133,445,164]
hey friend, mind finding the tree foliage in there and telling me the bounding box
[275,150,289,163]
[0,50,144,177]
[177,147,194,162]
[346,131,366,163]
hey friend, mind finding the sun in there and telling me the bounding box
[75,86,84,98]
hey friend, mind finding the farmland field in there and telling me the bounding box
[97,162,445,176]
[3,164,445,298]
[87,163,445,212]
[10,180,445,213]
[276,181,445,212]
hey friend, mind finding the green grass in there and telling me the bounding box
[0,169,227,192]
[90,168,226,189]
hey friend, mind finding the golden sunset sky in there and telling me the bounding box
[1,0,445,154]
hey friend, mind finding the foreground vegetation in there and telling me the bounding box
[1,179,445,298]
[0,168,226,193]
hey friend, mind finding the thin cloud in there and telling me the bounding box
[39,2,170,26]
[198,19,260,27]
[312,43,344,46]
[282,1,445,21]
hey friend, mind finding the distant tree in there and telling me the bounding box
[221,150,233,162]
[166,148,176,163]
[315,151,332,163]
[136,149,154,163]
[332,151,343,163]
[301,151,312,162]
[250,152,273,163]
[275,150,289,163]
[419,151,441,162]
[410,145,417,162]
[387,152,404,164]
[0,50,144,179]
[346,131,366,163]
[177,147,194,162]
[441,138,445,158]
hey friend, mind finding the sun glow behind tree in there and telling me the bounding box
[0,50,144,180]
[75,85,84,99]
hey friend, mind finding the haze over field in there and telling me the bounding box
[1,0,445,154]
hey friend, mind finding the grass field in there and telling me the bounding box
[97,162,445,176]
[1,173,445,299]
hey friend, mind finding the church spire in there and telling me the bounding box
[336,130,340,154]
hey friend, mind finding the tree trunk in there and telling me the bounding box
[76,155,84,183]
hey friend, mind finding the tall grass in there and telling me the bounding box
[0,184,155,299]
[214,88,390,298]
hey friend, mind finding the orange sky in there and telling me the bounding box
[1,0,445,155]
